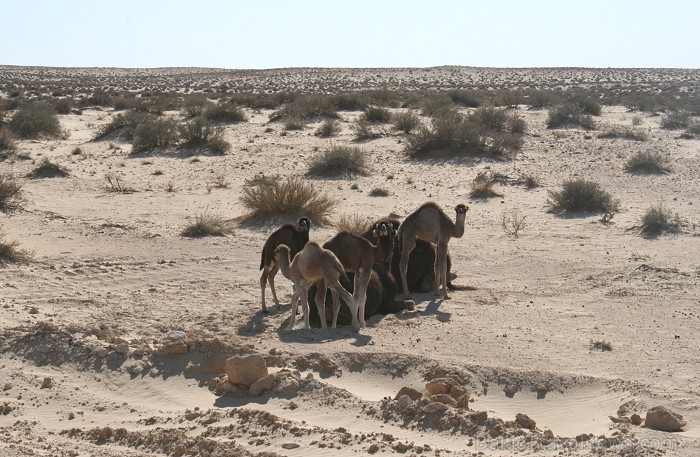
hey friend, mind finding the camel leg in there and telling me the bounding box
[329,289,341,328]
[314,279,328,329]
[330,280,358,331]
[268,263,281,308]
[399,239,416,299]
[435,241,450,299]
[259,265,270,313]
[355,267,371,328]
[287,286,300,330]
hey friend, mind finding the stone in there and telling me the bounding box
[2,383,11,391]
[41,377,52,388]
[631,414,642,426]
[645,406,686,432]
[154,341,189,357]
[368,443,379,454]
[281,443,300,449]
[395,386,422,401]
[422,402,449,414]
[249,374,275,396]
[167,330,186,341]
[113,343,129,354]
[448,385,468,400]
[503,384,517,397]
[396,395,413,410]
[456,394,470,409]
[425,379,450,395]
[126,364,142,375]
[430,394,457,406]
[96,348,108,358]
[224,354,268,387]
[515,413,536,430]
[272,376,300,396]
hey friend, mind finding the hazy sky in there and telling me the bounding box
[3,0,699,69]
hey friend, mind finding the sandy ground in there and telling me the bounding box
[1,67,700,456]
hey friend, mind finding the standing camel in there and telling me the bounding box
[259,217,310,313]
[321,220,394,329]
[398,202,468,300]
[274,242,358,331]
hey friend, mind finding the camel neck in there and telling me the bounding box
[454,214,466,238]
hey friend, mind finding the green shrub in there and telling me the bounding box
[204,100,247,123]
[307,146,369,177]
[546,104,596,130]
[392,110,421,133]
[27,157,70,179]
[624,151,670,174]
[315,119,342,137]
[179,116,230,154]
[10,101,62,139]
[0,230,33,264]
[131,117,179,153]
[239,176,337,224]
[181,212,234,237]
[0,173,24,212]
[639,205,681,236]
[94,110,155,141]
[661,111,691,130]
[363,105,392,123]
[547,179,619,214]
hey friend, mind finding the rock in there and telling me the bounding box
[645,406,686,432]
[430,394,457,406]
[631,414,642,426]
[468,410,488,424]
[224,354,268,387]
[167,330,186,341]
[425,379,450,395]
[395,387,422,401]
[41,377,52,389]
[609,415,631,424]
[126,364,142,375]
[543,429,554,439]
[3,383,12,391]
[448,385,468,400]
[393,442,410,452]
[515,413,536,430]
[281,443,300,449]
[132,347,145,357]
[96,348,108,358]
[367,443,379,454]
[422,402,449,414]
[504,384,517,397]
[396,395,413,410]
[456,394,470,409]
[154,341,189,357]
[249,374,275,396]
[272,376,300,396]
[113,343,129,354]
[28,307,39,314]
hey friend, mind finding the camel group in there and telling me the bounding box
[259,201,469,331]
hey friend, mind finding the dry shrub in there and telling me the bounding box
[270,95,339,122]
[131,117,179,153]
[0,229,33,264]
[392,110,421,133]
[27,157,70,179]
[469,172,503,198]
[94,110,154,141]
[104,172,131,193]
[639,205,681,237]
[307,146,369,177]
[182,94,213,118]
[546,104,596,130]
[369,187,390,197]
[624,151,670,174]
[315,119,342,137]
[335,214,371,235]
[352,119,377,141]
[239,176,337,224]
[0,127,17,153]
[363,105,392,123]
[203,100,247,123]
[179,117,230,154]
[0,173,24,212]
[181,212,234,237]
[547,179,619,214]
[661,110,691,130]
[10,101,62,139]
[598,125,649,141]
[501,209,527,238]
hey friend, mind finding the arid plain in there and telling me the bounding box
[1,66,699,456]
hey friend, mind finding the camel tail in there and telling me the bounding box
[260,248,265,270]
[333,259,352,290]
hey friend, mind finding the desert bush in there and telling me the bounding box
[469,107,510,132]
[624,151,670,174]
[363,105,392,123]
[546,104,596,130]
[270,95,338,122]
[501,208,527,238]
[469,172,503,198]
[639,205,681,237]
[335,213,371,235]
[104,172,131,193]
[282,116,306,131]
[94,110,155,141]
[590,340,612,351]
[10,101,62,139]
[181,211,234,237]
[0,230,33,264]
[369,187,390,197]
[307,146,369,177]
[331,93,368,111]
[0,173,24,212]
[626,93,665,113]
[494,90,523,108]
[52,97,74,115]
[598,125,649,141]
[527,90,560,109]
[204,99,247,123]
[572,96,602,116]
[685,120,700,137]
[661,110,691,130]
[182,94,213,118]
[0,127,17,152]
[239,176,337,223]
[352,119,377,141]
[131,117,179,153]
[315,119,342,137]
[179,116,230,154]
[547,179,619,214]
[446,89,481,107]
[518,173,541,189]
[392,110,421,133]
[27,157,70,179]
[420,95,454,116]
[244,173,280,188]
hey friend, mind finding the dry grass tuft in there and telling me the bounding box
[624,151,671,174]
[307,146,369,177]
[469,172,503,198]
[0,230,33,264]
[181,212,234,237]
[27,157,70,179]
[639,205,682,237]
[547,179,619,214]
[335,214,372,235]
[0,173,25,212]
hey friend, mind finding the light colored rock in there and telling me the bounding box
[422,402,449,414]
[272,376,300,395]
[224,354,268,387]
[430,394,457,406]
[397,395,413,410]
[456,394,470,409]
[449,385,468,400]
[425,380,450,395]
[645,406,686,432]
[154,341,189,356]
[395,386,422,401]
[167,330,186,341]
[126,364,142,375]
[249,374,275,396]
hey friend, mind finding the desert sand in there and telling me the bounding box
[1,66,699,456]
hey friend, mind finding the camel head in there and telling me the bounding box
[373,220,393,238]
[273,244,291,264]
[297,217,311,232]
[455,204,469,215]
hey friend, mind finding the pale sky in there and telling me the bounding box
[3,0,699,69]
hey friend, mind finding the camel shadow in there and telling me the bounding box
[276,322,373,347]
[236,305,292,336]
[395,294,452,323]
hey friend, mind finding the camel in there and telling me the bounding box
[274,242,358,331]
[320,220,394,329]
[259,217,310,313]
[398,202,468,300]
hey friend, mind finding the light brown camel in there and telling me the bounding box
[274,242,358,331]
[320,220,394,329]
[259,217,310,313]
[397,202,468,300]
